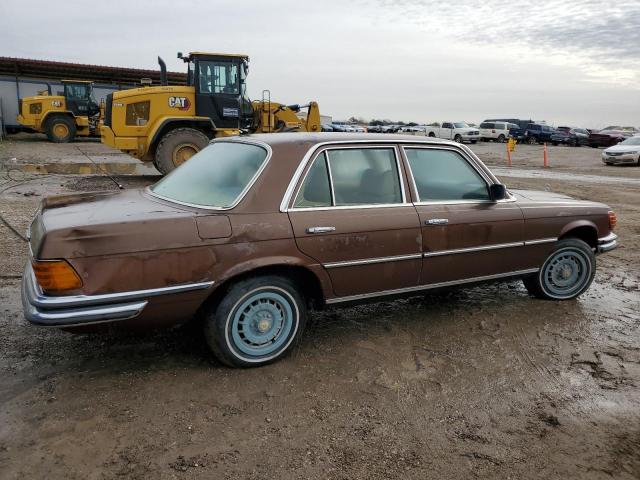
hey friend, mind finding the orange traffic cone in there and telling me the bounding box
[543,143,549,168]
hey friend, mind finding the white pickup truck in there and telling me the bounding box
[425,122,480,143]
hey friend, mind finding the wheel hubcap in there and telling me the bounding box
[542,248,590,297]
[53,123,69,138]
[172,143,198,167]
[229,289,296,358]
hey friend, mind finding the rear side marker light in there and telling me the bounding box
[32,260,83,294]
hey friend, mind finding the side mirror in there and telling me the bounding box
[489,183,507,201]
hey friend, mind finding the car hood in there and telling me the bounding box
[32,189,231,259]
[511,189,608,210]
[604,144,640,153]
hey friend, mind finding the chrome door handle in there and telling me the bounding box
[306,226,336,234]
[425,218,449,225]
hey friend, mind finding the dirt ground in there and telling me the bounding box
[0,137,638,479]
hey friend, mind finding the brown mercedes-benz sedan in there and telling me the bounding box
[23,133,618,367]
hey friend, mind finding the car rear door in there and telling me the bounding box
[286,144,422,299]
[400,145,528,286]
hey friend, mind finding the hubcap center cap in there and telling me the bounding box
[255,311,273,333]
[560,265,573,279]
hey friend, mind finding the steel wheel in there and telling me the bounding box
[228,288,296,359]
[204,276,307,367]
[524,239,596,300]
[53,123,69,139]
[172,143,199,167]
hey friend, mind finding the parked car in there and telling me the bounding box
[510,123,556,144]
[602,135,640,165]
[479,121,518,142]
[321,124,334,132]
[425,122,480,143]
[589,129,632,148]
[367,125,383,133]
[22,133,618,367]
[550,127,590,147]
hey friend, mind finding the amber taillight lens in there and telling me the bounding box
[608,211,617,230]
[32,260,82,294]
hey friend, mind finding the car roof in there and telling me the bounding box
[230,132,457,147]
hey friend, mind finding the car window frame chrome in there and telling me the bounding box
[288,143,409,211]
[400,144,516,205]
[147,137,273,211]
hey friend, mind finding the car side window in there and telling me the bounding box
[442,122,452,129]
[327,148,402,206]
[294,152,332,208]
[405,148,490,202]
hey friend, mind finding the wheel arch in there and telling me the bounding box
[559,220,598,249]
[42,110,75,126]
[203,258,331,313]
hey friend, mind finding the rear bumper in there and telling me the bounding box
[22,264,214,328]
[597,232,618,253]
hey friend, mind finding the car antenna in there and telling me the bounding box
[74,145,123,189]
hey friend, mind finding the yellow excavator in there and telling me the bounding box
[17,80,101,142]
[101,52,321,173]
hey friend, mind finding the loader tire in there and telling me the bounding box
[154,128,210,175]
[46,115,76,143]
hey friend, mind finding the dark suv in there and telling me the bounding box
[515,124,556,144]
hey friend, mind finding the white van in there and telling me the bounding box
[479,121,516,142]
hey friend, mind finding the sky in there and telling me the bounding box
[1,0,638,128]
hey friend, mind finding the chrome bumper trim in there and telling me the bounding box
[22,264,214,327]
[597,232,618,253]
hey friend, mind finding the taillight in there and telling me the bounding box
[608,211,617,230]
[32,260,82,294]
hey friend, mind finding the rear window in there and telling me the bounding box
[151,141,268,208]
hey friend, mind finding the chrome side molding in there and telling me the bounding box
[326,268,540,304]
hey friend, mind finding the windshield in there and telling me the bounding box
[620,136,640,146]
[151,142,269,208]
[453,122,469,128]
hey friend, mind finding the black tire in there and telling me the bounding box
[523,238,596,300]
[45,115,76,143]
[497,134,505,143]
[203,275,307,368]
[154,128,210,175]
[470,140,477,144]
[527,136,537,145]
[552,142,558,146]
[428,132,436,138]
[454,134,462,143]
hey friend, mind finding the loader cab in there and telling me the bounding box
[62,80,100,117]
[180,52,252,130]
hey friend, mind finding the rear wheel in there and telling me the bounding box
[45,115,76,143]
[527,136,537,145]
[497,134,505,143]
[454,134,462,143]
[203,276,307,368]
[154,128,210,175]
[428,132,436,138]
[523,238,595,300]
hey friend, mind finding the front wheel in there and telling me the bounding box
[523,238,596,300]
[154,128,210,175]
[45,115,76,143]
[203,276,307,367]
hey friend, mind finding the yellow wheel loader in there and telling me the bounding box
[100,52,321,174]
[17,80,101,143]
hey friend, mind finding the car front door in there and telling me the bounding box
[441,122,453,139]
[401,145,527,286]
[287,145,422,299]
